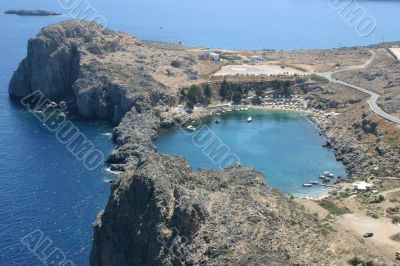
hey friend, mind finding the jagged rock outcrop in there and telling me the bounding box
[9,20,206,123]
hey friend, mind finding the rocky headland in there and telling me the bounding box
[5,9,61,16]
[9,20,398,265]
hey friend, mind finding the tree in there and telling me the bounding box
[255,87,264,97]
[219,79,232,100]
[204,85,212,98]
[186,85,202,108]
[186,101,194,110]
[232,91,242,104]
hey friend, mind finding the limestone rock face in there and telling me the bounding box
[9,20,203,123]
[9,28,80,100]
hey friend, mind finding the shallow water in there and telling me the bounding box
[155,109,347,196]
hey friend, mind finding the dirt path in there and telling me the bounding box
[335,213,400,258]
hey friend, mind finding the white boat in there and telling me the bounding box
[247,116,252,123]
[186,125,196,131]
[303,183,313,187]
[310,181,319,185]
[324,171,334,178]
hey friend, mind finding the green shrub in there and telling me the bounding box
[348,256,363,265]
[386,206,399,215]
[183,84,212,108]
[369,195,385,204]
[310,74,328,82]
[318,200,350,216]
[392,215,400,224]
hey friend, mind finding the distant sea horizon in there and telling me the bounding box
[1,0,400,50]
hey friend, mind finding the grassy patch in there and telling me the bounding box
[318,200,350,216]
[310,74,328,82]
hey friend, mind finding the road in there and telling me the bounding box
[319,51,400,125]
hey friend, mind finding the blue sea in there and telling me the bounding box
[0,0,399,265]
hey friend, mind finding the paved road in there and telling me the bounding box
[319,51,400,125]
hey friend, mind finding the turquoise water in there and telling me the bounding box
[155,110,347,196]
[0,0,398,264]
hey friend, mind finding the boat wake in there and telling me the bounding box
[101,132,113,138]
[103,178,114,184]
[105,167,122,175]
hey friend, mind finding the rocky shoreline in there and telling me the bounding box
[9,20,395,265]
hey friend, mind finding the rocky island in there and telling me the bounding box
[9,20,400,265]
[5,9,61,16]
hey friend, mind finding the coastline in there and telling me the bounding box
[167,101,345,198]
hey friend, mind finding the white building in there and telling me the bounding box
[354,181,373,191]
[250,55,265,61]
[209,52,220,61]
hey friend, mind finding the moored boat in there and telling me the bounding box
[186,125,196,131]
[324,171,334,178]
[247,116,252,123]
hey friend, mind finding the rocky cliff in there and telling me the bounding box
[91,153,341,266]
[10,21,381,265]
[9,20,208,123]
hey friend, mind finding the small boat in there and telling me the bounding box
[186,125,196,131]
[303,183,313,187]
[322,178,330,183]
[247,116,252,123]
[318,175,330,182]
[215,119,220,124]
[310,181,319,185]
[324,172,334,178]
